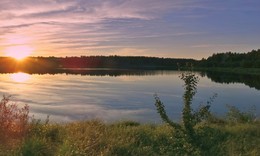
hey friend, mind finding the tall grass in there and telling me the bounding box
[0,109,259,155]
[5,120,257,156]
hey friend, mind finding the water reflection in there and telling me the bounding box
[10,72,31,82]
[0,70,258,123]
[0,68,180,76]
[200,71,260,90]
[4,69,260,90]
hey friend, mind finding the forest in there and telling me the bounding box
[0,49,259,73]
[0,56,194,73]
[198,49,260,68]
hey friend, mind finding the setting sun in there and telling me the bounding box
[4,45,33,60]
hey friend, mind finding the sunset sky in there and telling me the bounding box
[0,0,260,59]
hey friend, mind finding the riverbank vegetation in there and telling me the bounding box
[0,113,259,155]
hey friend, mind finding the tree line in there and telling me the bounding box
[0,49,259,73]
[0,56,195,72]
[197,49,260,68]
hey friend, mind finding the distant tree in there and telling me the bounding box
[198,49,260,68]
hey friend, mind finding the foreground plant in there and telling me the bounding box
[0,96,29,147]
[155,70,217,154]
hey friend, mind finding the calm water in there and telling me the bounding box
[0,70,259,123]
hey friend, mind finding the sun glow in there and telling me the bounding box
[4,45,33,60]
[10,73,31,83]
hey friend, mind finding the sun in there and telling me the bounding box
[4,45,33,60]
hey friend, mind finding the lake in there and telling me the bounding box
[0,69,259,123]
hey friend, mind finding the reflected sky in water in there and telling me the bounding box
[0,71,259,123]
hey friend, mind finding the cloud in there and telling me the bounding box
[1,0,259,58]
[191,44,249,48]
[1,0,190,56]
[0,0,176,25]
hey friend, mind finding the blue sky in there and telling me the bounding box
[0,0,259,59]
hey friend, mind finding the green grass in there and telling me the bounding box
[1,120,259,156]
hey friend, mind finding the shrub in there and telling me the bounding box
[154,70,218,155]
[155,71,211,133]
[226,104,256,123]
[0,96,29,146]
[18,137,53,156]
[18,116,63,155]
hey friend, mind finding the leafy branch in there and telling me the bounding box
[155,70,215,145]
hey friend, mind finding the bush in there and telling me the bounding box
[154,70,218,155]
[226,105,256,123]
[18,137,53,156]
[0,96,29,146]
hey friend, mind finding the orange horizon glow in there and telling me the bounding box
[4,45,33,60]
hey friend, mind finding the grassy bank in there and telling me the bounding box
[0,120,259,156]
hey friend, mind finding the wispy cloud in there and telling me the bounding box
[0,0,198,56]
[0,0,260,58]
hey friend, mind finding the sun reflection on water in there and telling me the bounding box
[10,72,31,83]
